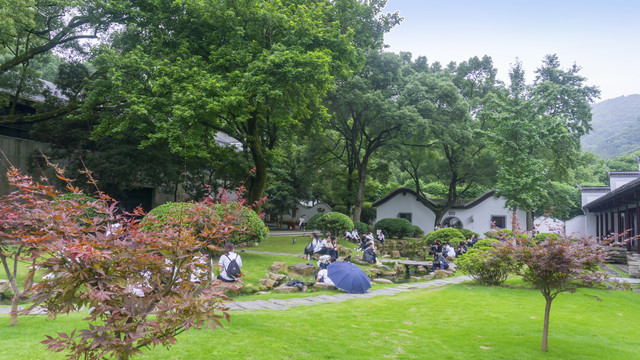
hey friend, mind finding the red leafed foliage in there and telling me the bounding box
[1,164,236,360]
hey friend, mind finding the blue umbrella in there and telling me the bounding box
[327,261,371,294]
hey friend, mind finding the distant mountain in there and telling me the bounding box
[581,94,640,158]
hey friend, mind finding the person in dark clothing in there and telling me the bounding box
[362,243,378,264]
[432,252,449,272]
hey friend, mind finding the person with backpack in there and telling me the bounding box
[304,233,320,261]
[218,243,243,282]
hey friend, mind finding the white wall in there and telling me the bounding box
[566,215,589,239]
[296,202,332,222]
[533,216,565,234]
[581,190,610,207]
[449,196,526,237]
[375,192,436,233]
[610,175,638,191]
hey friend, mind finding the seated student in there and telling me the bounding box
[362,243,379,264]
[430,239,443,255]
[316,265,335,286]
[467,234,478,248]
[218,243,243,282]
[444,242,457,259]
[317,255,332,270]
[431,252,449,272]
[304,233,320,260]
[377,230,385,244]
[323,236,339,259]
[315,236,331,256]
[456,241,468,257]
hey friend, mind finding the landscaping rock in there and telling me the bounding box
[258,279,277,288]
[257,291,271,295]
[269,262,288,273]
[0,279,9,294]
[265,272,288,282]
[409,276,421,282]
[381,271,397,277]
[416,266,428,274]
[434,270,449,279]
[372,278,394,284]
[367,269,381,276]
[212,279,244,294]
[314,283,336,290]
[336,245,352,257]
[274,284,306,293]
[382,254,391,258]
[288,263,316,276]
[423,274,435,280]
[391,250,401,258]
[448,263,457,272]
[393,262,405,274]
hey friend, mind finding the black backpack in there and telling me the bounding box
[225,255,242,279]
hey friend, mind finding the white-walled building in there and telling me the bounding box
[372,188,526,237]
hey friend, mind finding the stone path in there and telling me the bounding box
[222,276,472,311]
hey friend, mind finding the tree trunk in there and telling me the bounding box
[10,293,19,326]
[541,296,552,352]
[248,137,268,214]
[353,161,368,223]
[511,207,518,232]
[526,209,533,232]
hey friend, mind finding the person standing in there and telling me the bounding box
[299,215,306,230]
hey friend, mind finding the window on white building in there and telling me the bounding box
[398,213,412,223]
[491,215,506,229]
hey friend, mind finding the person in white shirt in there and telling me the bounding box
[218,243,243,282]
[316,268,335,286]
[314,236,328,254]
[299,215,306,230]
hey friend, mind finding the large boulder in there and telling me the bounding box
[372,278,393,284]
[423,274,435,281]
[0,279,10,294]
[409,276,421,282]
[274,284,306,293]
[391,250,401,258]
[212,279,244,294]
[265,272,288,282]
[434,270,450,279]
[258,278,278,288]
[288,263,316,276]
[314,282,336,290]
[336,245,352,257]
[269,262,288,273]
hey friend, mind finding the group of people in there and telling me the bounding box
[304,233,339,261]
[429,234,478,272]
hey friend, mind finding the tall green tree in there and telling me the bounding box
[85,0,399,211]
[325,50,417,221]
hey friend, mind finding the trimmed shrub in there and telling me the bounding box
[374,218,414,239]
[533,232,561,244]
[422,228,465,246]
[473,238,500,249]
[215,202,268,245]
[458,228,479,240]
[484,229,512,239]
[317,212,354,237]
[354,221,370,235]
[457,243,520,286]
[412,225,425,238]
[307,213,326,230]
[142,201,268,246]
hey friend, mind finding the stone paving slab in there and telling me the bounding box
[285,297,322,306]
[267,299,303,307]
[316,294,346,302]
[304,296,332,304]
[232,301,271,310]
[251,300,289,310]
[332,294,360,301]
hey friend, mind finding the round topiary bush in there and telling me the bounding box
[317,212,354,237]
[473,238,500,249]
[412,225,424,238]
[374,218,414,239]
[458,228,479,240]
[141,202,214,235]
[457,243,520,286]
[214,202,268,245]
[422,228,465,246]
[332,204,349,216]
[353,221,369,235]
[306,213,326,230]
[533,232,560,244]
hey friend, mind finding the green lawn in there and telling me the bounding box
[2,278,639,359]
[250,235,359,254]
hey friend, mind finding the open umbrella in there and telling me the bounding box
[326,262,371,294]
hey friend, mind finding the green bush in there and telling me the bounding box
[215,202,268,245]
[374,218,414,239]
[457,243,520,286]
[360,202,377,225]
[354,221,370,235]
[317,212,354,237]
[473,238,500,249]
[533,232,560,244]
[458,229,479,240]
[412,225,424,238]
[142,201,268,246]
[484,229,512,239]
[307,213,326,230]
[422,228,465,246]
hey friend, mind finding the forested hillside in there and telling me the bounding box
[582,94,640,158]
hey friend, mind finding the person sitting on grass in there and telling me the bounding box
[362,243,379,264]
[377,230,385,244]
[304,233,320,261]
[316,265,335,286]
[431,251,449,272]
[218,243,242,282]
[323,236,339,259]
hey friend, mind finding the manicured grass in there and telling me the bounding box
[2,279,639,359]
[251,235,358,254]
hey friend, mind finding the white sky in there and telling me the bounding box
[382,0,640,101]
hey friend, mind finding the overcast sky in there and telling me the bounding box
[382,0,640,101]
